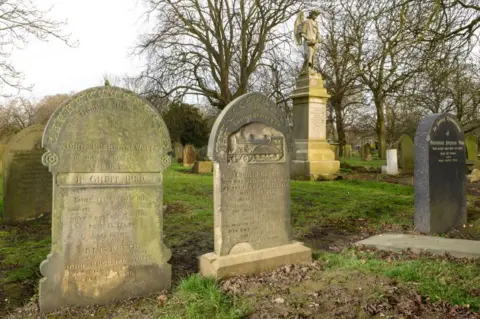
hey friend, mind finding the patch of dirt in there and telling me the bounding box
[222,263,480,319]
[301,225,370,252]
[163,201,189,215]
[169,231,213,281]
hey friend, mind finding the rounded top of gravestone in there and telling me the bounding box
[415,113,464,144]
[6,125,45,151]
[207,92,291,162]
[42,86,172,173]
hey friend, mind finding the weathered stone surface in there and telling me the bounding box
[356,234,480,259]
[173,142,183,162]
[329,143,339,160]
[290,73,339,178]
[465,134,477,162]
[39,86,172,312]
[398,134,414,173]
[192,161,213,173]
[2,125,51,223]
[414,113,466,234]
[200,92,311,278]
[183,144,196,166]
[343,144,352,158]
[385,149,398,175]
[361,143,372,161]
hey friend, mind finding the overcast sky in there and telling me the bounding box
[9,0,149,100]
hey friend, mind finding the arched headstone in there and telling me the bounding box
[199,92,311,279]
[2,125,51,223]
[361,143,372,161]
[414,113,466,234]
[465,134,478,162]
[398,134,414,173]
[183,144,196,166]
[39,87,172,312]
[173,141,184,162]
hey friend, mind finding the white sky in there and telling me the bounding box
[9,0,149,100]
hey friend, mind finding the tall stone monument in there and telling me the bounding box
[199,92,312,279]
[2,125,51,223]
[414,113,466,234]
[39,87,172,312]
[290,10,340,179]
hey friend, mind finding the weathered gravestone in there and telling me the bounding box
[383,149,398,175]
[39,87,172,312]
[183,144,196,166]
[0,144,7,172]
[414,113,466,234]
[361,143,372,161]
[173,141,184,162]
[193,161,213,174]
[343,144,352,159]
[465,134,478,162]
[2,125,52,223]
[398,134,414,173]
[199,92,311,279]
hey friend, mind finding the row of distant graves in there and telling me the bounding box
[359,132,478,174]
[0,86,471,313]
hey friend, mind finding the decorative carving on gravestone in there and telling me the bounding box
[414,113,466,234]
[173,141,184,163]
[39,87,172,312]
[361,143,372,161]
[183,144,196,166]
[199,92,311,279]
[398,134,414,173]
[2,125,51,223]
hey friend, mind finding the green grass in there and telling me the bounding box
[315,250,480,310]
[158,275,250,319]
[0,162,479,315]
[341,155,386,168]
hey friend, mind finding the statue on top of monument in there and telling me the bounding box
[294,10,321,74]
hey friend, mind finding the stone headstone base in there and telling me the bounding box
[198,242,312,279]
[192,161,213,173]
[291,160,340,180]
[355,234,480,259]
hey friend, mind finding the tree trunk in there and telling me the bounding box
[332,99,346,157]
[375,99,387,160]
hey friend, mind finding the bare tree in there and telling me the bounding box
[318,0,364,155]
[136,0,310,109]
[0,0,75,96]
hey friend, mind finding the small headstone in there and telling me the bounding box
[192,161,213,173]
[2,125,51,223]
[465,134,478,162]
[173,142,184,162]
[398,134,414,173]
[197,145,208,160]
[39,86,172,312]
[199,92,311,279]
[385,149,398,175]
[414,113,466,234]
[183,144,196,166]
[361,143,372,161]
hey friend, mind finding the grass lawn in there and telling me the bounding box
[341,155,386,169]
[0,162,479,318]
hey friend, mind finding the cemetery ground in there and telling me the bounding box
[1,163,479,318]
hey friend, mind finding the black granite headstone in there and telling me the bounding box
[414,113,466,234]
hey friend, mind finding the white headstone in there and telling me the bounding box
[386,149,399,175]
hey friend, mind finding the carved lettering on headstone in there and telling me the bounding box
[208,93,293,256]
[39,87,172,312]
[414,113,466,234]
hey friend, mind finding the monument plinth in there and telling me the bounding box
[290,72,340,179]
